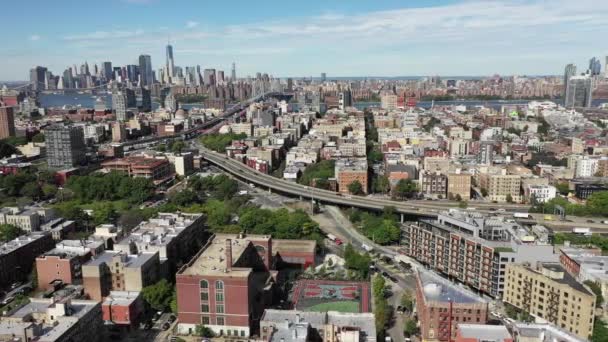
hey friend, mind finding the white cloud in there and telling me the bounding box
[186,21,199,29]
[29,35,40,41]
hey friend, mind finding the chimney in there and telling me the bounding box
[225,239,232,271]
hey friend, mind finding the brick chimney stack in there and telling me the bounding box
[225,238,232,271]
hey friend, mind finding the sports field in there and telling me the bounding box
[291,279,371,313]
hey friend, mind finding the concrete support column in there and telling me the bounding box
[400,213,404,223]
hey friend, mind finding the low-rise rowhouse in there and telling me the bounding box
[102,291,144,327]
[503,263,595,340]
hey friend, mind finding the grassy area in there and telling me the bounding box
[305,300,359,313]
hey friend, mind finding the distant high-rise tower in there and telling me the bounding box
[141,87,152,112]
[29,66,47,91]
[589,57,601,76]
[204,69,216,86]
[46,124,86,169]
[563,64,577,97]
[231,63,236,82]
[321,73,326,82]
[0,107,16,139]
[112,90,128,121]
[338,90,352,110]
[166,43,175,81]
[138,55,153,86]
[102,62,113,81]
[565,75,593,108]
[216,70,225,84]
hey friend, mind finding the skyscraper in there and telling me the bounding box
[138,55,153,87]
[166,44,175,81]
[231,62,236,82]
[141,87,152,112]
[126,65,139,83]
[321,73,326,82]
[0,107,16,139]
[112,90,127,121]
[102,62,113,81]
[565,75,593,108]
[203,69,216,86]
[46,125,86,169]
[563,64,577,97]
[338,90,352,110]
[29,66,47,91]
[589,57,601,76]
[216,70,225,84]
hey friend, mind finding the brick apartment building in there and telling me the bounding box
[36,239,105,290]
[101,156,172,184]
[176,233,316,338]
[415,271,489,342]
[401,210,557,298]
[0,232,54,289]
[102,291,145,327]
[335,158,368,194]
[82,251,160,301]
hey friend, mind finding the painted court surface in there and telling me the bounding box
[292,280,371,313]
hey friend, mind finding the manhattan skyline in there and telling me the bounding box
[3,0,608,80]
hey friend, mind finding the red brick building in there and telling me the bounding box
[102,291,144,327]
[415,271,488,342]
[176,234,316,338]
[35,239,105,291]
[0,106,16,139]
[101,156,172,184]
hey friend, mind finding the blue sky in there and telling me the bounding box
[2,0,608,80]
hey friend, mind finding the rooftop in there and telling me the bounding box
[41,239,104,259]
[273,239,316,255]
[538,263,593,296]
[514,322,586,342]
[102,291,141,307]
[84,250,157,269]
[178,233,263,277]
[457,324,512,341]
[418,270,487,305]
[0,233,49,256]
[116,212,202,248]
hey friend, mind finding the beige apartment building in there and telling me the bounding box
[447,173,472,200]
[478,173,522,203]
[504,263,595,340]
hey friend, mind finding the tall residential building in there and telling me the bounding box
[338,90,352,110]
[138,54,153,86]
[565,75,592,108]
[102,62,113,81]
[29,66,47,91]
[447,172,471,201]
[0,106,16,139]
[46,124,87,169]
[204,69,216,86]
[166,44,175,81]
[216,70,225,84]
[126,64,139,82]
[381,94,398,110]
[231,62,236,82]
[141,87,152,112]
[504,263,595,340]
[563,64,576,96]
[112,90,127,121]
[478,173,522,203]
[589,57,601,76]
[320,72,326,82]
[478,141,494,165]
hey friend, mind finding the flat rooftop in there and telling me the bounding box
[457,324,511,340]
[103,291,141,307]
[272,239,316,254]
[84,250,156,268]
[179,234,264,277]
[41,239,104,259]
[539,263,593,296]
[418,271,487,305]
[0,233,49,256]
[116,212,202,247]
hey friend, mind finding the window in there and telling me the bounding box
[217,304,225,314]
[202,316,210,325]
[241,331,245,337]
[200,279,208,289]
[216,280,224,290]
[201,304,209,313]
[216,317,225,326]
[216,293,224,302]
[201,292,209,301]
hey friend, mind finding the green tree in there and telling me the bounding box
[506,194,514,203]
[458,200,468,209]
[344,244,372,278]
[0,224,22,242]
[298,160,335,186]
[141,279,174,312]
[393,179,417,199]
[584,280,604,307]
[348,180,364,195]
[555,182,570,195]
[117,209,146,231]
[404,318,419,337]
[32,133,45,143]
[42,184,58,198]
[372,274,390,338]
[195,325,216,337]
[401,290,414,313]
[592,319,608,342]
[21,182,43,200]
[481,188,488,197]
[373,175,390,194]
[169,189,200,206]
[91,202,118,226]
[0,141,19,158]
[170,140,185,154]
[170,288,178,313]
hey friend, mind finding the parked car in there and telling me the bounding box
[1,296,15,306]
[168,315,177,323]
[153,311,163,321]
[334,238,343,245]
[162,322,171,331]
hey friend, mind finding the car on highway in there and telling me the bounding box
[587,220,595,223]
[1,296,15,306]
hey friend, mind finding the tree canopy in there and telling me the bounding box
[348,208,401,245]
[298,160,335,187]
[348,180,364,195]
[344,244,372,279]
[393,179,418,199]
[141,279,174,312]
[200,133,246,153]
[65,171,155,204]
[0,224,22,242]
